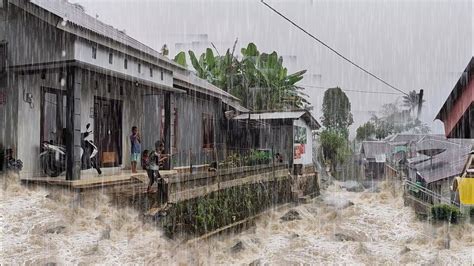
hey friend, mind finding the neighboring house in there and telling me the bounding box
[231,110,320,172]
[360,141,389,179]
[436,56,474,138]
[407,136,473,204]
[0,0,249,179]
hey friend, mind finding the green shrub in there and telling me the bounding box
[469,207,474,218]
[431,204,462,223]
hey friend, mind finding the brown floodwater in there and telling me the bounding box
[1,173,473,265]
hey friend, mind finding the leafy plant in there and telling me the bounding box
[173,51,187,67]
[431,204,462,223]
[176,42,310,111]
[319,129,350,171]
[402,90,425,116]
[356,121,376,141]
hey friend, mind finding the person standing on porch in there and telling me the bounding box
[130,126,141,173]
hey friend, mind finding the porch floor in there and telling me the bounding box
[20,169,178,190]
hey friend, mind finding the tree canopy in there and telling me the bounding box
[356,101,430,141]
[321,87,353,138]
[402,90,425,115]
[173,42,310,111]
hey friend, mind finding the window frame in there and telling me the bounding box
[124,58,128,69]
[202,113,215,149]
[91,46,97,59]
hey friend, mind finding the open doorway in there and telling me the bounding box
[94,96,123,167]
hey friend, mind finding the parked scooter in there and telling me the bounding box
[40,123,102,177]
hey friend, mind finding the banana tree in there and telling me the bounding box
[179,42,310,111]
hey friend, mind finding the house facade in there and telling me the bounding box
[0,0,247,179]
[0,0,320,180]
[436,57,474,138]
[360,141,389,179]
[231,110,320,171]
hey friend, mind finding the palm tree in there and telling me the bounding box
[402,90,424,116]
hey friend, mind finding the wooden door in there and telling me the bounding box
[94,97,122,167]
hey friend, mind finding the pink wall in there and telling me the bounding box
[443,77,474,136]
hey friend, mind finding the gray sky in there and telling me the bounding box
[78,0,473,136]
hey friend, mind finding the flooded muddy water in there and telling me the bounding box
[1,173,473,265]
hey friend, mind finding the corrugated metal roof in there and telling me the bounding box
[361,141,390,159]
[233,110,320,130]
[408,137,474,183]
[233,111,306,120]
[414,146,471,183]
[436,56,474,121]
[173,71,239,101]
[28,0,182,69]
[25,0,247,110]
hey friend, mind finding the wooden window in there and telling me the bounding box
[41,87,67,145]
[124,58,128,69]
[202,113,214,148]
[108,52,113,64]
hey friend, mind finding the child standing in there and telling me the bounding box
[130,126,141,173]
[141,149,149,171]
[146,141,168,203]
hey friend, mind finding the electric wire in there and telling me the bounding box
[260,0,409,96]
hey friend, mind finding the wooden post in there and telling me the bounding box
[65,67,81,180]
[189,148,192,173]
[272,145,275,179]
[214,146,220,189]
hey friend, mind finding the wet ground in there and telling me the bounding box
[1,173,473,265]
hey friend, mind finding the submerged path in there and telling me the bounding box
[1,173,473,265]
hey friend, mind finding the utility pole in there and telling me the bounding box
[417,89,424,119]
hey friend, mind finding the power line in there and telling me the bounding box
[260,0,409,96]
[299,84,403,95]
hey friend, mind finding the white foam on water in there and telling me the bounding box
[1,174,473,265]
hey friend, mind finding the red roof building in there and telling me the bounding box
[436,57,474,138]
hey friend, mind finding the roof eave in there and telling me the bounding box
[435,56,474,121]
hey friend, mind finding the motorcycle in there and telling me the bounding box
[40,123,102,177]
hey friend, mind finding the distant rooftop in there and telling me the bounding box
[233,110,320,130]
[408,137,474,183]
[360,141,390,159]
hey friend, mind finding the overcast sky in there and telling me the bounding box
[78,0,473,135]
